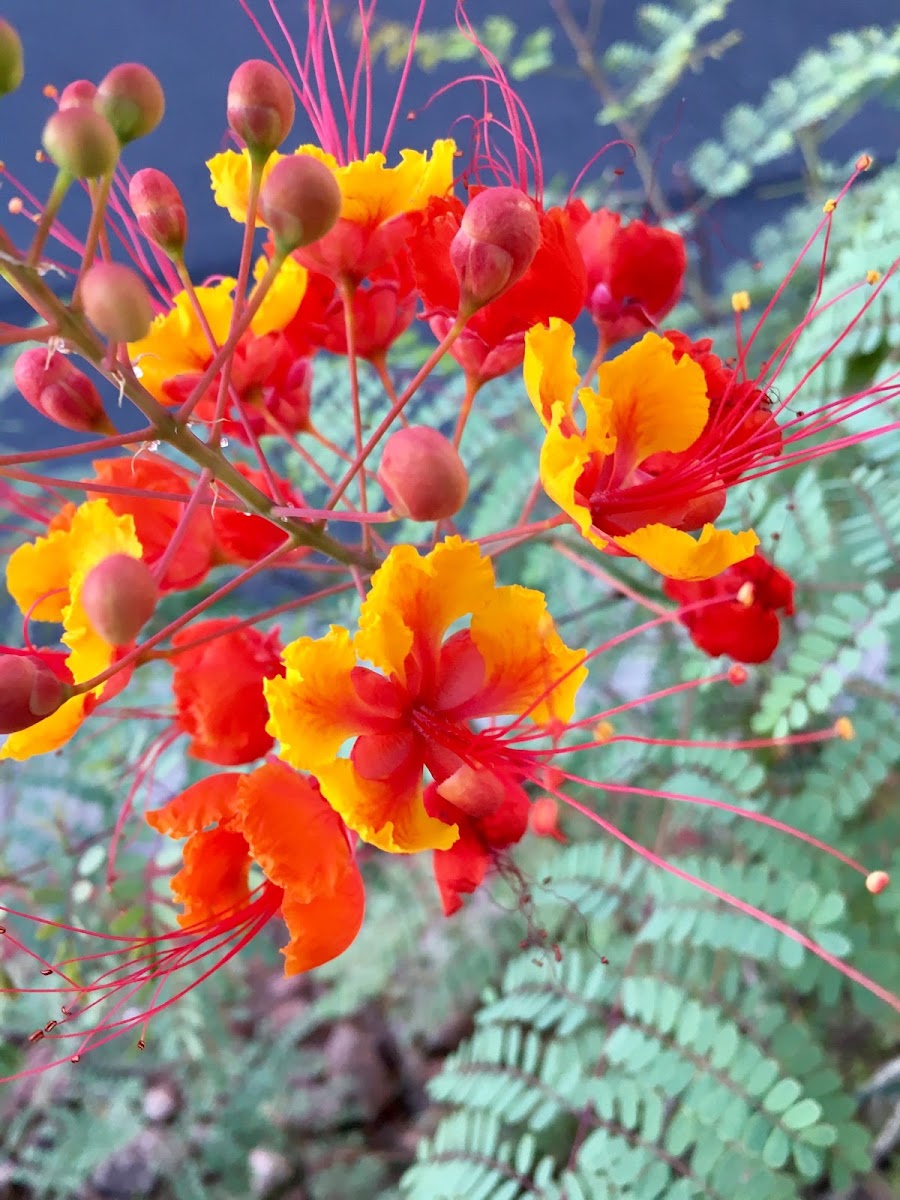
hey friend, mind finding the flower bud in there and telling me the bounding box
[528,797,566,843]
[80,554,158,646]
[59,79,97,110]
[42,106,119,179]
[450,188,541,315]
[227,59,295,161]
[96,63,165,143]
[378,426,469,521]
[0,654,71,734]
[129,168,187,256]
[0,19,24,96]
[258,155,342,254]
[437,764,505,818]
[81,263,153,342]
[14,347,112,433]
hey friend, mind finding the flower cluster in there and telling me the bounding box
[0,0,897,1077]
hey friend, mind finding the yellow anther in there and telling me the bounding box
[731,290,751,313]
[736,582,755,607]
[866,269,882,285]
[834,716,855,741]
[7,197,23,214]
[594,720,615,742]
[856,153,873,171]
[822,198,837,214]
[865,870,889,895]
[43,84,59,100]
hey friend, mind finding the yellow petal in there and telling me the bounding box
[207,149,283,225]
[599,333,709,468]
[524,318,580,428]
[468,586,587,724]
[613,523,759,581]
[6,524,78,622]
[0,694,88,761]
[538,404,613,553]
[250,254,308,335]
[127,281,236,402]
[313,756,457,854]
[265,626,368,769]
[355,539,495,685]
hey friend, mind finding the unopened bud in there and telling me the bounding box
[96,63,165,143]
[129,168,187,256]
[378,426,469,521]
[227,59,295,161]
[437,764,505,818]
[450,187,541,316]
[81,263,153,342]
[865,870,889,895]
[14,347,112,433]
[258,154,341,254]
[59,80,97,110]
[529,797,566,843]
[81,554,158,646]
[42,106,119,179]
[0,654,71,734]
[0,19,24,96]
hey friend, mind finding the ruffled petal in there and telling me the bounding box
[170,827,251,928]
[0,693,88,761]
[279,863,365,974]
[313,756,457,854]
[6,524,75,623]
[237,761,353,901]
[146,773,242,838]
[466,585,587,724]
[538,410,612,553]
[322,139,455,226]
[523,318,580,428]
[207,149,284,225]
[265,625,371,769]
[355,539,495,686]
[432,824,489,916]
[613,523,759,581]
[249,254,308,335]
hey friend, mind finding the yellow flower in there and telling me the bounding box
[524,319,758,580]
[2,500,143,760]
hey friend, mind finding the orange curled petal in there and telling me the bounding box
[467,585,587,723]
[146,773,242,838]
[170,827,252,928]
[314,756,457,854]
[237,761,353,902]
[613,523,759,581]
[280,862,365,975]
[265,625,370,770]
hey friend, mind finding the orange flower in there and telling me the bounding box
[170,619,285,765]
[265,538,587,854]
[524,319,759,580]
[91,454,216,591]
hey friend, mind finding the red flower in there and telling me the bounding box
[170,619,285,765]
[424,773,530,915]
[211,463,301,565]
[567,202,686,345]
[91,455,216,592]
[410,194,585,385]
[664,551,795,663]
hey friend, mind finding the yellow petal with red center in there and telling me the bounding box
[0,694,88,761]
[599,333,709,469]
[538,403,614,553]
[280,863,365,975]
[127,281,235,403]
[314,756,457,854]
[613,523,759,581]
[170,827,251,929]
[146,773,241,839]
[249,254,308,335]
[355,539,496,686]
[524,318,581,428]
[265,625,369,770]
[468,585,587,724]
[236,761,352,902]
[207,149,284,225]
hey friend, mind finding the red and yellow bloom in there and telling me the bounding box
[265,538,587,854]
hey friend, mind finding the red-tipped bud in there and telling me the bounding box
[450,188,541,315]
[81,554,158,646]
[42,107,119,178]
[227,59,295,161]
[258,155,341,254]
[14,347,112,433]
[437,764,505,818]
[129,168,187,256]
[0,19,24,96]
[378,426,469,521]
[59,79,97,110]
[0,654,72,734]
[96,63,165,143]
[529,797,567,843]
[81,263,154,342]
